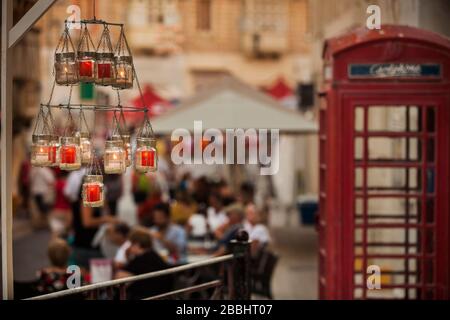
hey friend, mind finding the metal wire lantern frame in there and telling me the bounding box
[54,24,78,86]
[77,23,97,82]
[95,24,115,86]
[36,18,156,175]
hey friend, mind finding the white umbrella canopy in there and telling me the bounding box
[151,77,317,134]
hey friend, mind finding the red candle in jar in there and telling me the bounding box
[48,146,58,163]
[79,60,93,77]
[97,63,111,78]
[141,150,155,167]
[86,184,101,202]
[61,146,76,164]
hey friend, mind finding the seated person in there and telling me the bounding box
[115,227,172,300]
[212,203,245,257]
[150,203,188,265]
[187,203,208,240]
[108,222,131,269]
[206,192,229,238]
[243,204,271,256]
[170,191,197,226]
[36,238,72,294]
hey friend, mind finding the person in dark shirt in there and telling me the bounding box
[115,227,173,300]
[212,203,245,257]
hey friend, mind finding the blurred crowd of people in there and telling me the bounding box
[23,162,272,298]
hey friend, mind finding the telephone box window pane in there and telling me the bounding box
[364,198,419,224]
[426,168,435,194]
[354,137,363,160]
[354,107,364,131]
[367,106,420,132]
[355,168,363,189]
[425,229,435,254]
[354,288,363,299]
[354,273,363,285]
[426,139,435,163]
[367,137,419,161]
[408,107,420,132]
[364,228,418,247]
[355,198,363,215]
[426,108,435,133]
[354,228,363,243]
[426,198,434,223]
[366,168,419,191]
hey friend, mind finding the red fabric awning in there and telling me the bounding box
[106,85,173,128]
[262,77,294,100]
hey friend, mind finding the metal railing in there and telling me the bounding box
[26,234,251,300]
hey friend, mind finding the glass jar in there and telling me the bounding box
[74,132,92,165]
[78,51,96,83]
[112,134,131,167]
[95,53,115,86]
[82,175,104,207]
[31,134,52,167]
[135,137,157,173]
[55,52,78,85]
[113,56,133,89]
[104,140,126,174]
[59,136,81,171]
[48,135,60,167]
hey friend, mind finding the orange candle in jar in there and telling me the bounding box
[86,184,101,202]
[141,150,155,167]
[61,146,76,164]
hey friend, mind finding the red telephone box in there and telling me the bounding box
[319,25,450,299]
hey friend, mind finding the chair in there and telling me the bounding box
[251,248,279,299]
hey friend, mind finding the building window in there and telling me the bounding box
[197,0,211,31]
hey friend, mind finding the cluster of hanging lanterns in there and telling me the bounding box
[31,19,158,208]
[55,23,133,89]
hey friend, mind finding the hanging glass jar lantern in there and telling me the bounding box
[31,134,52,167]
[117,109,131,167]
[111,134,131,168]
[113,27,133,89]
[60,108,81,171]
[77,24,96,83]
[104,113,127,174]
[31,107,52,167]
[59,136,81,170]
[48,135,60,167]
[135,111,157,173]
[82,174,104,207]
[77,132,92,164]
[135,137,157,173]
[82,157,104,207]
[104,139,126,174]
[44,107,60,167]
[54,26,78,86]
[95,25,115,86]
[74,109,92,165]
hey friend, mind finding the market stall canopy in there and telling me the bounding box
[151,77,317,134]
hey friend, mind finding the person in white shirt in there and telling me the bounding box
[30,166,55,216]
[108,223,131,269]
[206,192,229,236]
[244,204,271,256]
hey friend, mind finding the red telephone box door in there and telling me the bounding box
[342,94,449,299]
